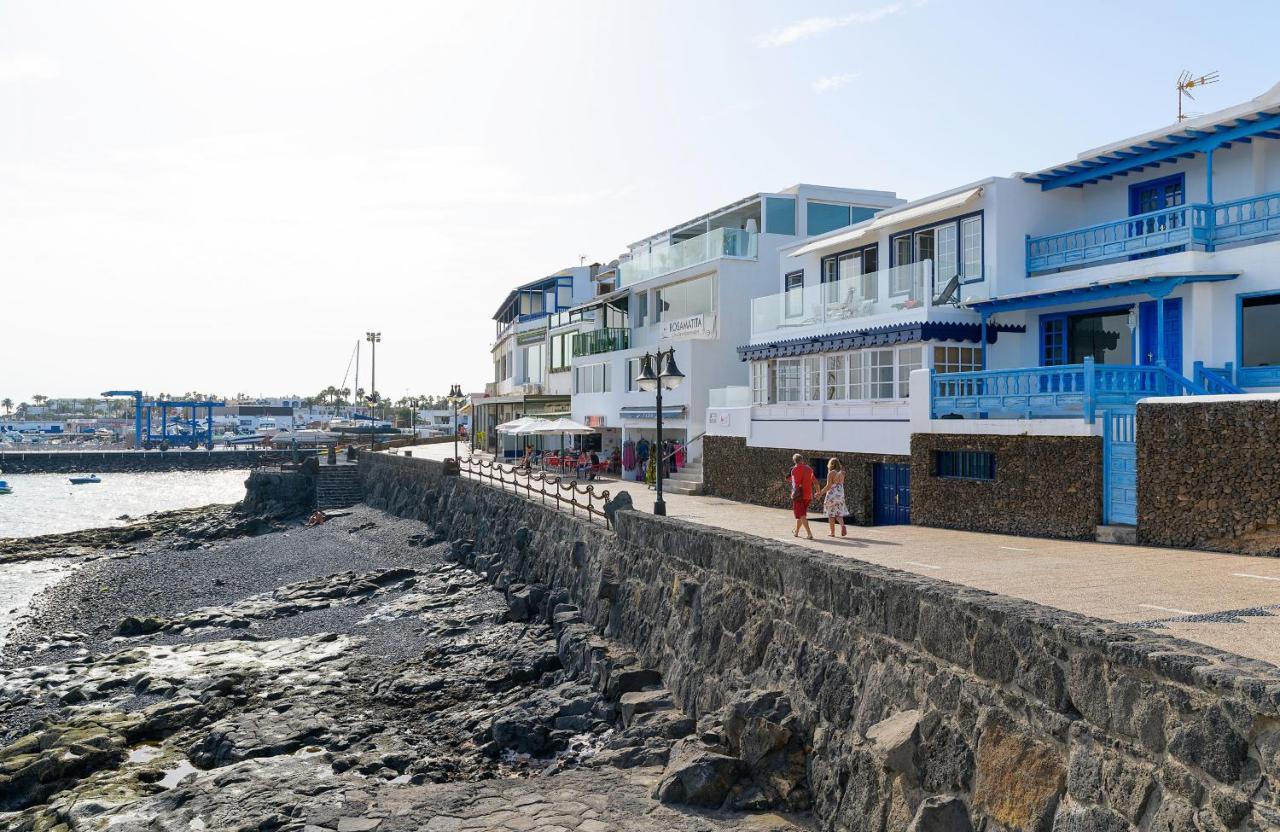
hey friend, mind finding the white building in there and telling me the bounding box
[472,265,596,456]
[709,80,1280,532]
[569,185,903,476]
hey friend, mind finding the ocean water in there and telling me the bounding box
[0,470,249,539]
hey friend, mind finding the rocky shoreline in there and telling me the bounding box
[0,504,808,831]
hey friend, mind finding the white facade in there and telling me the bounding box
[569,185,903,470]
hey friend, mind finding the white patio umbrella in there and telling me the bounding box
[530,418,596,459]
[495,416,547,434]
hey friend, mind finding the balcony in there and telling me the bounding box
[751,260,936,341]
[1026,190,1280,275]
[929,358,1206,421]
[571,327,629,357]
[619,227,757,287]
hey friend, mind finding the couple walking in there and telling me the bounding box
[788,454,848,539]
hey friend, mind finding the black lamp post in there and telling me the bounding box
[366,331,381,449]
[448,384,464,460]
[409,396,419,441]
[636,347,685,516]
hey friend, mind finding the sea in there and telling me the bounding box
[0,470,249,539]
[0,470,250,651]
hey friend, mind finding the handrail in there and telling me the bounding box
[1193,360,1244,395]
[931,358,1211,422]
[660,432,704,464]
[1026,202,1209,274]
[458,454,612,527]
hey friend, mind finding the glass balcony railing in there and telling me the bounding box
[571,327,630,357]
[618,227,758,287]
[750,260,935,339]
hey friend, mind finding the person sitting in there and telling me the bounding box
[588,450,601,479]
[576,450,592,480]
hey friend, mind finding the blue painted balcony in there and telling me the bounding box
[930,357,1208,421]
[1026,190,1280,275]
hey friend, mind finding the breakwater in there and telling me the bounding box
[360,450,1280,831]
[0,449,288,474]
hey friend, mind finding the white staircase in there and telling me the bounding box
[662,460,704,496]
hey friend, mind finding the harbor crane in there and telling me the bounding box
[102,390,219,450]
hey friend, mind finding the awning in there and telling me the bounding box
[789,186,984,258]
[968,272,1239,315]
[737,321,1025,362]
[619,405,687,421]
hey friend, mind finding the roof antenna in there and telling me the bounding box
[1177,70,1219,122]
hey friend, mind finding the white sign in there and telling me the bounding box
[659,313,716,341]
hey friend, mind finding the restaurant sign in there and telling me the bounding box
[658,313,715,341]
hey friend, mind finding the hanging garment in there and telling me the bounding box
[622,442,636,471]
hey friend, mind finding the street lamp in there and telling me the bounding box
[448,384,464,460]
[636,347,685,516]
[366,332,381,449]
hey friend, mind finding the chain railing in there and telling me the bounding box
[458,454,612,526]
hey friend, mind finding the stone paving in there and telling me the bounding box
[417,444,1280,666]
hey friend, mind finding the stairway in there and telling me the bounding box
[663,460,704,496]
[316,464,363,509]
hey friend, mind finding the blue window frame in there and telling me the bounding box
[1236,290,1280,387]
[934,450,995,481]
[1128,173,1186,260]
[888,210,984,286]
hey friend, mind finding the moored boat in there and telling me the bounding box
[68,474,101,485]
[0,480,11,494]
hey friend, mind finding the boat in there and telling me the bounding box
[0,480,11,495]
[69,474,101,485]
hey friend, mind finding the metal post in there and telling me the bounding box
[452,400,459,460]
[369,337,377,450]
[654,349,666,517]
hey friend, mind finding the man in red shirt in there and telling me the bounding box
[788,454,816,540]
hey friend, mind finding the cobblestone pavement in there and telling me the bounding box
[418,444,1280,666]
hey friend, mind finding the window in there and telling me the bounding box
[784,271,805,318]
[655,274,714,323]
[804,356,821,401]
[807,202,851,236]
[636,292,648,327]
[776,358,803,402]
[961,217,982,281]
[625,357,643,392]
[935,450,996,481]
[574,363,610,394]
[890,213,984,291]
[550,333,571,371]
[765,197,796,235]
[751,361,769,404]
[522,344,545,384]
[1242,294,1280,367]
[933,345,982,375]
[557,282,573,309]
[822,245,878,304]
[897,346,922,398]
[826,354,847,401]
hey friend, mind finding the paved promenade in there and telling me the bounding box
[412,444,1280,666]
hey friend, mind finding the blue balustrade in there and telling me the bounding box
[1026,204,1211,274]
[931,358,1207,421]
[1192,361,1244,395]
[1208,193,1280,247]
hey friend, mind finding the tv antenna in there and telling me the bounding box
[1177,70,1219,122]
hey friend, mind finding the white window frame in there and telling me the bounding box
[961,216,983,281]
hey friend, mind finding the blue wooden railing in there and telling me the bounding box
[931,357,1208,422]
[1026,188,1280,274]
[1192,360,1244,395]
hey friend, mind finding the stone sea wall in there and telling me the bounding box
[0,449,287,474]
[1138,398,1280,555]
[359,451,1280,832]
[909,433,1103,540]
[703,435,908,525]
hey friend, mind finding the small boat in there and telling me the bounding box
[69,475,101,485]
[0,480,11,495]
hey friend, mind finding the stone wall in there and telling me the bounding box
[0,449,287,474]
[910,433,1103,539]
[359,451,1280,832]
[241,461,316,516]
[703,435,908,525]
[1138,398,1280,554]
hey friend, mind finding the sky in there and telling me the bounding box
[2,0,1279,405]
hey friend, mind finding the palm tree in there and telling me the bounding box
[32,394,47,407]
[1,398,11,417]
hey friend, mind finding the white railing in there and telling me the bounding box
[751,260,934,338]
[619,228,758,287]
[708,386,752,408]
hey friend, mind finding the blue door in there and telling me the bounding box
[1103,406,1138,526]
[1139,298,1183,376]
[873,463,911,525]
[1129,174,1186,259]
